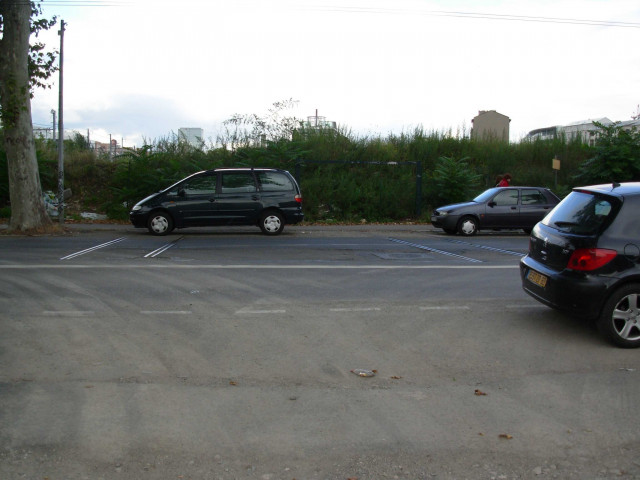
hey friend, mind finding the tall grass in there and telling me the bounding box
[0,129,594,221]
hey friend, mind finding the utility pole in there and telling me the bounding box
[57,19,66,224]
[50,109,56,142]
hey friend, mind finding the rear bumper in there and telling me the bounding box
[519,255,609,319]
[283,209,304,225]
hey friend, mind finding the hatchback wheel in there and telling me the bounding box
[597,284,640,348]
[457,216,478,236]
[148,211,173,236]
[259,211,284,235]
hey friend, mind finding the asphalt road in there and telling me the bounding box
[1,223,639,479]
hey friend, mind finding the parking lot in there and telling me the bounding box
[1,223,639,479]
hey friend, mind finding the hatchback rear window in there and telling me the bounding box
[542,191,620,235]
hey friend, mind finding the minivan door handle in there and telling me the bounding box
[251,195,259,201]
[209,198,215,202]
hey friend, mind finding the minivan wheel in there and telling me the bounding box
[259,211,285,235]
[148,211,173,236]
[457,216,478,236]
[597,283,640,348]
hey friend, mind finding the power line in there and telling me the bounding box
[11,1,128,4]
[5,0,637,33]
[39,1,131,4]
[22,1,640,28]
[305,5,640,29]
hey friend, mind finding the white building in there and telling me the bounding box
[303,110,336,130]
[178,128,204,148]
[525,117,640,145]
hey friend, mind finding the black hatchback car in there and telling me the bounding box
[520,182,640,348]
[431,187,560,236]
[130,168,303,236]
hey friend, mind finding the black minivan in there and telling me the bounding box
[520,182,640,348]
[130,168,303,236]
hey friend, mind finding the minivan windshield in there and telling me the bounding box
[542,191,620,235]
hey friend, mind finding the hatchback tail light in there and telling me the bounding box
[295,194,302,203]
[567,248,617,271]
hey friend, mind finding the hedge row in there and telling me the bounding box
[0,128,593,222]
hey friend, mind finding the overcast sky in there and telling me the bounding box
[30,0,640,147]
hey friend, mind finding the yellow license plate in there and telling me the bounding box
[527,270,548,288]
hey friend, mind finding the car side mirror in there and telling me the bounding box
[488,201,496,207]
[178,189,186,197]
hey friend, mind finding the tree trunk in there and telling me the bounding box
[0,1,52,231]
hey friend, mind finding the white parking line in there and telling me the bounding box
[235,309,287,315]
[144,237,183,258]
[60,238,127,260]
[3,264,520,269]
[42,311,95,316]
[505,304,550,309]
[446,239,526,257]
[330,307,381,312]
[37,305,548,319]
[388,238,483,263]
[419,306,471,311]
[140,310,192,315]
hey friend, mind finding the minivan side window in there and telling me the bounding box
[220,172,257,193]
[257,172,293,192]
[182,174,217,195]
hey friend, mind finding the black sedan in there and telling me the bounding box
[431,187,560,236]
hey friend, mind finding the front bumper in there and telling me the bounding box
[129,210,149,228]
[430,215,459,230]
[519,255,610,320]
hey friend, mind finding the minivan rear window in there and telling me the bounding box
[541,191,620,235]
[257,172,294,192]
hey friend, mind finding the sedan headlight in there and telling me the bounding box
[131,205,142,211]
[437,211,448,217]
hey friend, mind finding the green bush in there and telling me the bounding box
[0,127,600,223]
[426,156,481,207]
[574,123,640,184]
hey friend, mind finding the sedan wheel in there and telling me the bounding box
[597,284,640,348]
[148,212,173,236]
[259,211,284,235]
[457,216,478,236]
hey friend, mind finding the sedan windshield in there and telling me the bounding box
[473,188,500,203]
